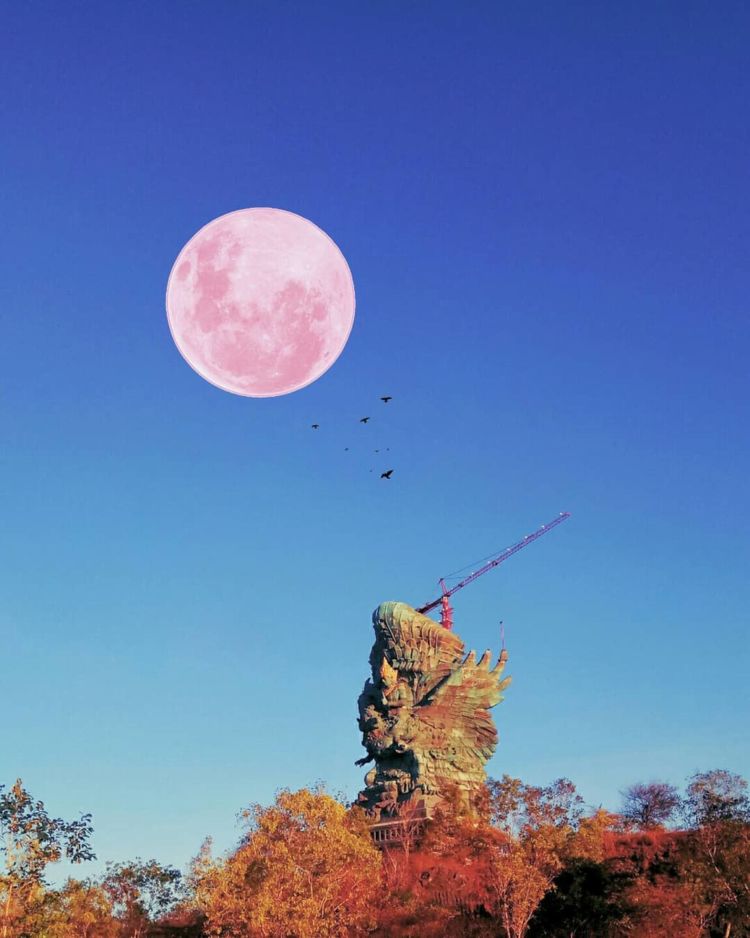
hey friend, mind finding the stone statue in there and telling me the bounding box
[356,601,510,821]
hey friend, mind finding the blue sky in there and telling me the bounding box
[2,1,748,876]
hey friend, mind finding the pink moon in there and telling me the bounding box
[166,208,355,397]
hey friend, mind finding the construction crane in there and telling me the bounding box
[417,512,571,629]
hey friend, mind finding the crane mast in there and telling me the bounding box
[417,512,570,628]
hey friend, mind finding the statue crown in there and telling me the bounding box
[372,601,465,675]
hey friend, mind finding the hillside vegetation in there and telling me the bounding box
[2,770,748,937]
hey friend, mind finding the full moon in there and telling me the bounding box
[166,208,355,397]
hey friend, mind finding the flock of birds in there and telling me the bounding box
[311,396,395,479]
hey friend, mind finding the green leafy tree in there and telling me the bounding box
[0,779,94,938]
[682,770,750,827]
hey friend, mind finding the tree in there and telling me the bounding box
[620,781,680,829]
[102,859,184,936]
[192,788,381,938]
[487,842,553,938]
[682,770,750,828]
[417,778,589,938]
[486,775,586,872]
[42,878,118,938]
[0,779,95,938]
[487,776,584,841]
[620,874,706,938]
[379,796,430,901]
[567,809,621,863]
[680,815,750,936]
[677,770,750,935]
[529,857,634,937]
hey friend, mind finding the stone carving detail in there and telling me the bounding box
[356,601,510,820]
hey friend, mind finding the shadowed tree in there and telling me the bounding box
[529,857,634,937]
[102,859,184,937]
[620,781,681,829]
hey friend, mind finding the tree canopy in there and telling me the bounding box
[2,771,749,937]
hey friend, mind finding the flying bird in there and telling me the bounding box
[360,417,370,424]
[381,469,394,479]
[380,396,392,403]
[311,424,319,430]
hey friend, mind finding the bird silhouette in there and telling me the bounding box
[381,469,394,479]
[360,417,370,424]
[344,447,349,451]
[374,449,379,453]
[311,424,320,430]
[380,396,392,403]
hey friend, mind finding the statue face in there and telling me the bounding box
[361,685,415,753]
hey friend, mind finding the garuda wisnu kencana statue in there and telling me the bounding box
[356,601,510,820]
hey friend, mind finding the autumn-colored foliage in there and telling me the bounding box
[0,779,96,938]
[2,771,749,937]
[191,788,381,938]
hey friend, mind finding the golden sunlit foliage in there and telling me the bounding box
[2,772,749,937]
[1,779,95,938]
[191,788,381,938]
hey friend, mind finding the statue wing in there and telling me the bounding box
[418,650,511,758]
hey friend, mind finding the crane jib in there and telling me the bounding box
[417,512,570,615]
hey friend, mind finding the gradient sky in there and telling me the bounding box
[2,1,748,879]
